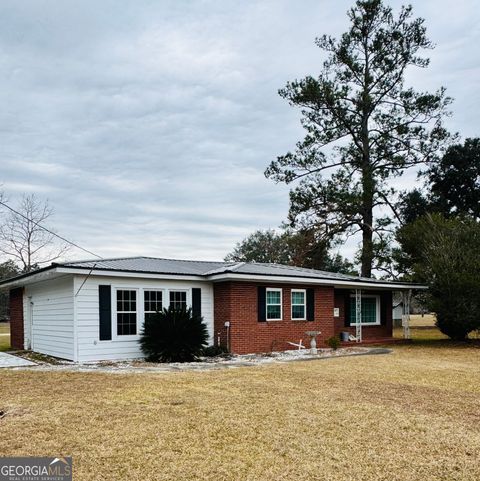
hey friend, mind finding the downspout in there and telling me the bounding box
[73,276,78,362]
[28,296,33,350]
[224,321,230,352]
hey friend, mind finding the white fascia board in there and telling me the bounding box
[0,267,208,289]
[55,267,206,282]
[206,272,427,290]
[0,268,66,289]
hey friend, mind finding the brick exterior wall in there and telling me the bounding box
[9,287,24,349]
[214,281,336,354]
[334,289,393,339]
[213,282,394,354]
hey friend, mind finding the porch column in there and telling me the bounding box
[355,289,362,343]
[402,289,412,339]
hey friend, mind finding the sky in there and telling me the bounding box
[0,0,478,263]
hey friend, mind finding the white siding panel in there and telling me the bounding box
[74,275,215,362]
[24,276,74,360]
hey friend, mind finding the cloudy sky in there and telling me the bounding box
[0,0,478,263]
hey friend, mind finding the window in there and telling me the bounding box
[291,289,306,320]
[349,296,380,325]
[170,290,187,310]
[116,289,137,335]
[266,288,282,320]
[144,290,163,321]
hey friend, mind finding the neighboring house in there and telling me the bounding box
[0,257,424,362]
[393,302,404,327]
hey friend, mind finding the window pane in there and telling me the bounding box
[144,290,162,314]
[266,290,281,304]
[291,291,305,305]
[145,312,157,323]
[116,290,137,335]
[292,305,305,319]
[349,297,377,324]
[362,298,376,323]
[117,312,137,336]
[267,305,281,319]
[170,291,187,310]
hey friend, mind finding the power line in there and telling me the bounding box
[0,200,103,260]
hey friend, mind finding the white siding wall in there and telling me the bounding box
[74,275,214,362]
[24,276,75,360]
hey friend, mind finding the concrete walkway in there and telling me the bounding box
[0,352,37,368]
[3,347,391,373]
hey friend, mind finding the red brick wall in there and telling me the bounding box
[9,287,24,350]
[213,282,335,354]
[334,289,393,339]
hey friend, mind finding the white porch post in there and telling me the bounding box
[402,289,412,339]
[355,289,362,343]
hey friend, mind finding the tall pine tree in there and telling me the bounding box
[266,0,452,277]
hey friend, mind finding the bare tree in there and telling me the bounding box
[0,194,69,272]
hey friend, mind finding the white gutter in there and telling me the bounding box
[206,272,427,290]
[0,267,206,289]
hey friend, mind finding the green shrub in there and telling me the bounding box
[201,345,229,357]
[139,307,209,362]
[399,214,480,340]
[326,336,341,350]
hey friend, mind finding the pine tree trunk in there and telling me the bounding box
[361,208,373,277]
[360,41,373,279]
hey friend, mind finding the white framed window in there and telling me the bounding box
[115,289,138,336]
[349,295,381,325]
[169,290,188,310]
[266,288,282,320]
[144,290,163,321]
[291,289,306,320]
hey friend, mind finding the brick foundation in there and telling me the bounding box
[9,287,24,349]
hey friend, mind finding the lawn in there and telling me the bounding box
[0,322,10,351]
[1,328,479,481]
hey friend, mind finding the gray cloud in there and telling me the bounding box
[0,0,478,262]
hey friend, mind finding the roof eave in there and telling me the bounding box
[207,272,427,290]
[0,266,208,288]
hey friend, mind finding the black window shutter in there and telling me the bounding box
[380,291,389,326]
[344,291,351,326]
[306,288,315,321]
[99,285,112,341]
[258,286,266,322]
[192,288,202,318]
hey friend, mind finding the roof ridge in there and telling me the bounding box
[203,261,245,276]
[256,262,339,274]
[248,262,361,279]
[63,255,231,266]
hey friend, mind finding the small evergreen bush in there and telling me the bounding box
[201,345,230,357]
[326,335,341,350]
[139,306,209,362]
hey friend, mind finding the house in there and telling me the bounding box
[0,257,424,362]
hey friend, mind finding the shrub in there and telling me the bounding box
[139,307,209,362]
[326,336,341,350]
[201,345,229,357]
[400,214,480,340]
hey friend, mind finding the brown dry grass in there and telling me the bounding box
[1,329,480,481]
[0,322,10,351]
[409,313,436,327]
